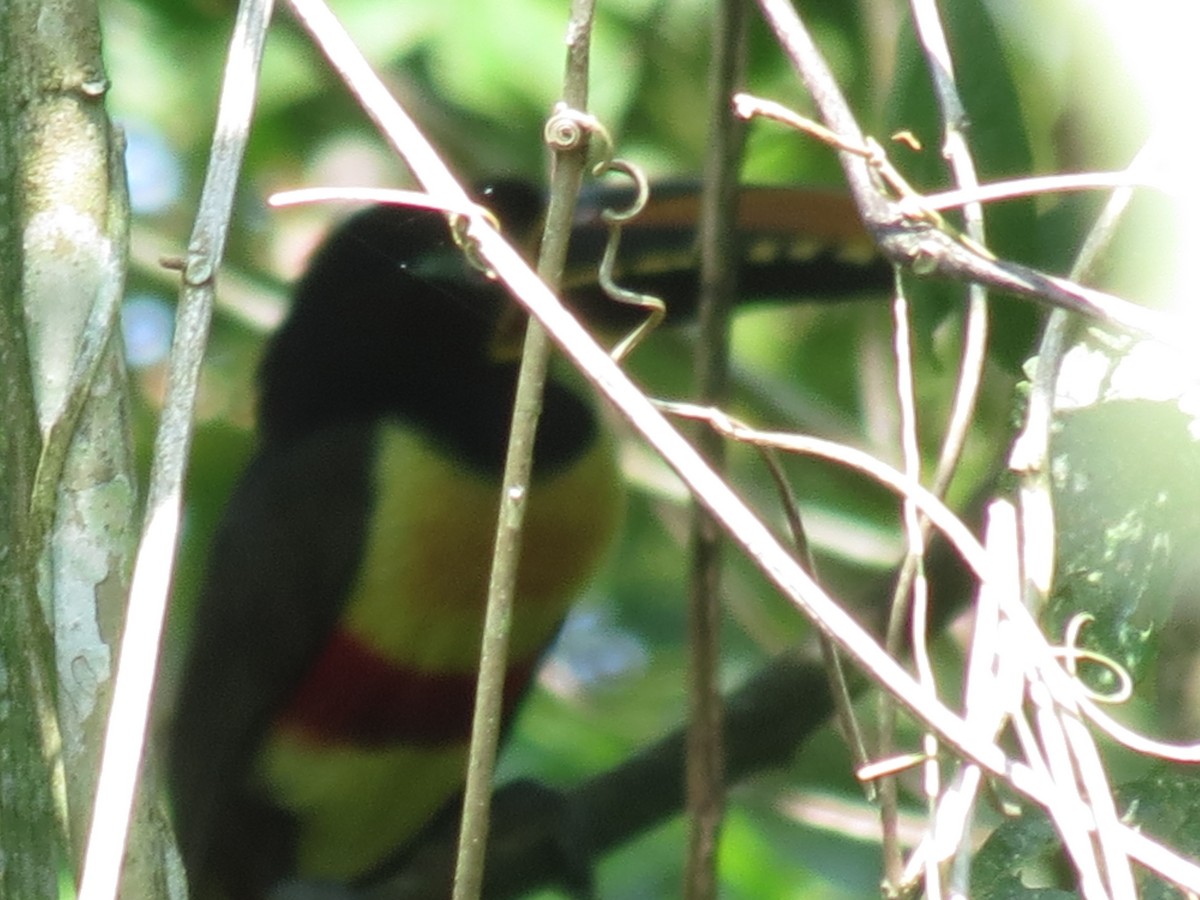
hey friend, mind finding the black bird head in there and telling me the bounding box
[256,181,546,450]
[255,181,599,475]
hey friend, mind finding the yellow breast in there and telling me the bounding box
[257,416,623,879]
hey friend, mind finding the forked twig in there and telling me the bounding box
[751,0,1189,350]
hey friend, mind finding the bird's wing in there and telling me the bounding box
[168,422,378,892]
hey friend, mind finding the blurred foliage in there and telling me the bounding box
[100,0,1193,895]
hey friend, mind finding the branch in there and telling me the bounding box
[683,0,746,894]
[879,1,989,888]
[750,0,1186,348]
[1,0,139,894]
[453,0,597,894]
[0,27,65,889]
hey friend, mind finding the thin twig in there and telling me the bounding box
[652,402,991,585]
[683,0,745,895]
[1008,141,1166,690]
[732,93,919,203]
[271,186,491,218]
[76,3,275,899]
[286,0,472,211]
[1056,695,1137,899]
[757,446,874,787]
[905,501,1023,888]
[451,0,596,895]
[916,171,1164,213]
[893,4,991,891]
[1027,680,1107,899]
[891,271,941,896]
[906,0,990,502]
[450,291,552,897]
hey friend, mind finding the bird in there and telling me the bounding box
[166,179,888,899]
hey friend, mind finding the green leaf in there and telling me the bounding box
[971,811,1077,899]
[1048,399,1200,686]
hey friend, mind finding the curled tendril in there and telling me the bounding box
[541,104,665,361]
[543,102,613,160]
[593,160,665,362]
[1056,612,1134,705]
[449,204,502,279]
[594,157,648,221]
